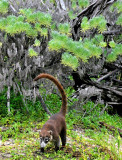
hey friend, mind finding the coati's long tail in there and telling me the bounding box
[34,73,67,116]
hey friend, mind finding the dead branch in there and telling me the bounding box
[99,104,108,116]
[83,74,122,97]
[7,86,11,114]
[103,30,122,35]
[99,121,122,137]
[37,94,52,116]
[59,0,66,11]
[96,69,119,82]
[112,79,122,85]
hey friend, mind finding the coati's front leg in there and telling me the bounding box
[41,148,44,153]
[54,135,60,151]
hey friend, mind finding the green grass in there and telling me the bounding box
[0,110,121,159]
[0,90,121,159]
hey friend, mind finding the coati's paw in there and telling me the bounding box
[61,146,65,150]
[40,148,44,153]
[55,146,59,152]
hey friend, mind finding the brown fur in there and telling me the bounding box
[34,73,67,152]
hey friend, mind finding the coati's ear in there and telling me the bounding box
[48,130,53,135]
[39,130,42,136]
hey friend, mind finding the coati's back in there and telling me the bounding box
[34,73,67,152]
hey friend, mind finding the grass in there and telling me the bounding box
[0,90,122,159]
[0,110,121,160]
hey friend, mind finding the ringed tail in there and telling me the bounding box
[34,73,67,116]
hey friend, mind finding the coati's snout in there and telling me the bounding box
[40,130,52,152]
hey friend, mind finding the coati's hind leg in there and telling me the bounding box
[60,127,66,147]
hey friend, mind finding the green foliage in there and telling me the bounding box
[48,31,104,69]
[91,34,104,46]
[106,52,117,62]
[0,89,7,116]
[80,16,107,33]
[0,15,36,37]
[47,14,111,70]
[83,39,102,58]
[0,8,51,39]
[0,89,26,117]
[116,13,122,26]
[106,44,122,62]
[34,39,41,47]
[90,16,107,33]
[38,87,62,114]
[34,23,42,32]
[50,0,55,4]
[0,17,8,30]
[111,0,122,13]
[99,41,107,48]
[58,23,71,35]
[114,44,122,55]
[109,41,116,48]
[49,24,121,69]
[68,10,77,20]
[19,8,33,17]
[28,48,38,57]
[71,0,89,9]
[62,52,79,70]
[81,17,90,32]
[78,0,89,8]
[71,1,77,10]
[0,0,9,14]
[51,22,56,30]
[40,28,48,37]
[48,31,68,51]
[0,1,121,70]
[19,9,52,27]
[35,23,48,37]
[36,11,52,27]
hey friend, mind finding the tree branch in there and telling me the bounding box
[103,30,122,35]
[72,0,117,40]
[99,121,122,137]
[37,94,52,116]
[96,69,119,82]
[59,0,66,11]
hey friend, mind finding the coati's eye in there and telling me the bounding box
[44,137,49,143]
[45,140,48,143]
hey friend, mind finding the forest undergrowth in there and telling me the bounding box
[0,89,122,160]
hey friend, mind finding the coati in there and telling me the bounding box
[34,73,67,152]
